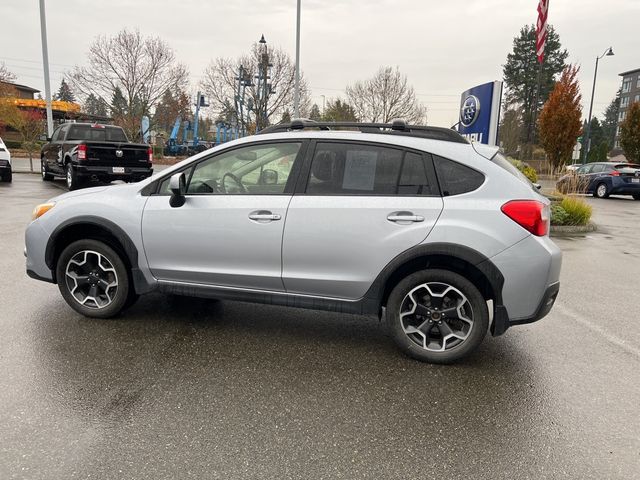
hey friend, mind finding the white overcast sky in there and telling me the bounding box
[1,0,638,126]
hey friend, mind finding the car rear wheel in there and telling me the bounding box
[41,159,54,181]
[633,193,640,201]
[386,269,488,364]
[56,239,130,318]
[2,170,11,183]
[66,163,81,190]
[594,182,609,199]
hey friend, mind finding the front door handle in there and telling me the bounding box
[249,210,282,222]
[387,212,425,223]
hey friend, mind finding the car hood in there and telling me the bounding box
[48,182,138,203]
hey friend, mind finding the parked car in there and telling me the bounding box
[40,123,153,190]
[0,136,12,183]
[556,162,640,199]
[25,120,562,364]
[565,163,581,173]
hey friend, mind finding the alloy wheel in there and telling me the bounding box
[597,184,607,198]
[65,250,119,309]
[66,165,73,189]
[399,282,474,352]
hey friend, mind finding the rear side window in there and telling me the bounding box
[305,143,434,195]
[433,155,484,196]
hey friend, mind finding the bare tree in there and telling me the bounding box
[200,43,311,131]
[67,29,188,138]
[346,67,427,124]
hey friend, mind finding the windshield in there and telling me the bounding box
[67,125,128,142]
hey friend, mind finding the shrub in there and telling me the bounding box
[551,204,569,225]
[522,165,538,183]
[508,157,538,183]
[551,197,592,226]
[152,144,164,159]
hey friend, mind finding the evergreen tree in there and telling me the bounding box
[600,89,621,150]
[110,87,128,117]
[585,117,604,161]
[54,79,76,102]
[323,99,358,122]
[503,25,568,156]
[83,93,107,117]
[309,104,322,121]
[280,109,291,123]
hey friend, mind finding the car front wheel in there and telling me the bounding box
[386,269,489,364]
[56,239,130,318]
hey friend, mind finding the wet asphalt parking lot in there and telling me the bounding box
[1,174,639,479]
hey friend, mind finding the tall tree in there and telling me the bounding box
[153,89,191,133]
[503,25,568,156]
[201,43,311,131]
[0,62,17,98]
[280,109,291,124]
[83,93,108,117]
[600,89,621,150]
[8,110,45,172]
[322,98,358,122]
[585,117,604,161]
[346,67,426,123]
[309,104,322,121]
[620,101,640,162]
[538,65,582,172]
[499,108,523,157]
[54,79,76,102]
[68,28,189,139]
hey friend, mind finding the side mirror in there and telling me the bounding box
[533,183,542,190]
[260,168,278,185]
[169,172,186,208]
[39,134,50,142]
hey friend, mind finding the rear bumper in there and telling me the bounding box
[610,179,640,194]
[75,164,153,180]
[509,282,560,326]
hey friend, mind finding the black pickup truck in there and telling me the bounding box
[40,123,153,190]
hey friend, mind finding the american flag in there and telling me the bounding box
[536,0,549,64]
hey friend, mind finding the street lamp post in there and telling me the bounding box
[293,0,301,118]
[582,47,614,164]
[38,0,53,137]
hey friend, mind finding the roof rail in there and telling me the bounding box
[257,118,469,144]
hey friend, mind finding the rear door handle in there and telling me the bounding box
[248,210,281,222]
[387,212,425,223]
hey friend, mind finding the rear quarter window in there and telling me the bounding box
[433,155,484,196]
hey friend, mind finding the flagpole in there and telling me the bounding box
[532,59,543,157]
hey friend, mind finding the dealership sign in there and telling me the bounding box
[457,81,503,146]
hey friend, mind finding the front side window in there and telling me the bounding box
[50,126,63,142]
[433,155,485,196]
[186,142,301,195]
[305,143,434,195]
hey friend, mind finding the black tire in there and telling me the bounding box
[56,239,130,318]
[633,194,640,201]
[593,182,609,198]
[386,269,489,364]
[65,162,82,191]
[41,158,54,181]
[2,170,11,183]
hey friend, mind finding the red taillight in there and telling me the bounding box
[501,200,549,236]
[77,144,87,160]
[609,170,620,176]
[147,147,153,164]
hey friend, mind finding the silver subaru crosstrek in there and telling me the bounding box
[25,120,561,363]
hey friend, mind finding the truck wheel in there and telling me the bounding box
[56,239,130,318]
[385,269,489,364]
[41,159,54,181]
[65,163,81,190]
[633,194,640,201]
[2,170,12,183]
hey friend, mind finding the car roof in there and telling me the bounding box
[248,130,477,159]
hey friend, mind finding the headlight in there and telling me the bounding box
[32,202,56,220]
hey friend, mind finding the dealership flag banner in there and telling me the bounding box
[536,0,549,64]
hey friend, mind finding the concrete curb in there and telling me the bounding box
[550,222,597,237]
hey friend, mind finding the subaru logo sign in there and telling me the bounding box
[460,95,480,127]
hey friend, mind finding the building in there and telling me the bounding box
[615,67,640,148]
